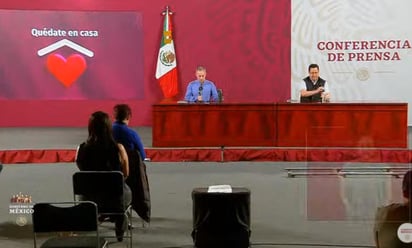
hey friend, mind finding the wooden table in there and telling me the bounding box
[277,102,407,148]
[152,102,407,148]
[152,103,276,147]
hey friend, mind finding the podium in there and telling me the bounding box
[191,187,251,248]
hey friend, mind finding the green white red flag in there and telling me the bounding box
[155,6,178,98]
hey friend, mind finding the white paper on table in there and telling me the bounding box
[207,185,232,193]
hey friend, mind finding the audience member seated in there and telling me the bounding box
[374,170,412,248]
[112,104,146,160]
[75,111,132,242]
[113,104,151,222]
[112,104,151,223]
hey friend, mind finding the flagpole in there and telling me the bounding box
[157,6,179,102]
[162,6,173,16]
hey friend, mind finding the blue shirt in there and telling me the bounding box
[184,80,219,102]
[112,121,146,159]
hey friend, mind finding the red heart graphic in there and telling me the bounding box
[46,53,87,87]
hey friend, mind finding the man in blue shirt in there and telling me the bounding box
[112,104,151,223]
[184,66,219,103]
[112,104,146,160]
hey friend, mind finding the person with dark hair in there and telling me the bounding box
[298,64,331,103]
[112,104,146,160]
[184,66,219,103]
[112,104,151,223]
[374,170,412,248]
[75,111,131,242]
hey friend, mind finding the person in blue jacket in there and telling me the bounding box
[112,104,151,223]
[112,104,146,160]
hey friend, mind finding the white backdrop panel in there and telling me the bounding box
[291,0,412,125]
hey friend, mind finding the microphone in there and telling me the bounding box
[197,85,203,102]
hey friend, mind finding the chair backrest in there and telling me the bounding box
[73,171,125,213]
[217,89,224,103]
[32,201,98,233]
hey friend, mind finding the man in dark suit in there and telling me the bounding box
[299,64,331,103]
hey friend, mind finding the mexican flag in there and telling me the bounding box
[155,7,179,98]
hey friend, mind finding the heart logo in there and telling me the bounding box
[46,53,87,87]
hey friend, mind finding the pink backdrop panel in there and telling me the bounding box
[0,0,291,126]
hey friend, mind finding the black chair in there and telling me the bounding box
[72,171,133,247]
[32,201,107,248]
[217,89,224,103]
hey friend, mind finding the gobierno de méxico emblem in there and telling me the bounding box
[160,50,175,66]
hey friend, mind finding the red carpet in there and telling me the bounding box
[1,147,411,164]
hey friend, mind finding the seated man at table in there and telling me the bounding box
[184,66,219,103]
[299,63,331,103]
